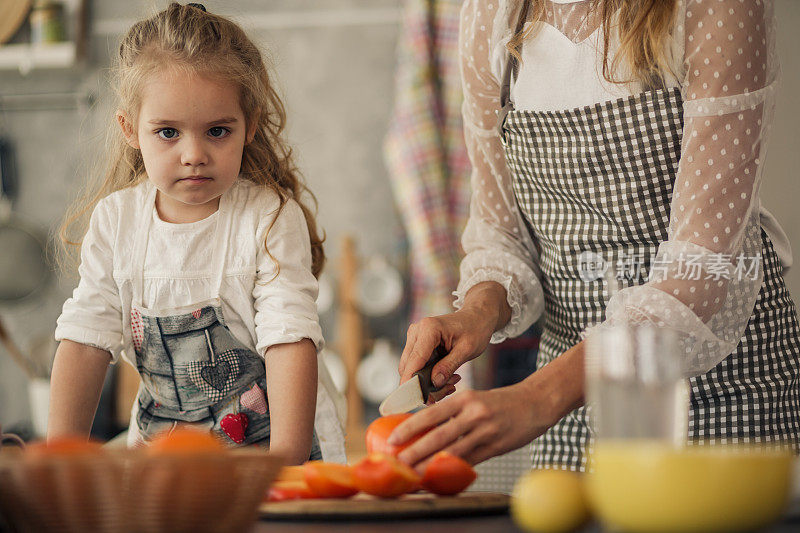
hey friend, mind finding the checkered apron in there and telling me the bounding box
[497,22,800,472]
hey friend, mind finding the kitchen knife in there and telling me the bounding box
[379,344,449,416]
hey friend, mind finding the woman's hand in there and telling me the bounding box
[390,341,586,471]
[390,382,555,471]
[399,282,511,391]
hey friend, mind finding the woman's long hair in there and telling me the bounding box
[507,0,679,87]
[60,3,325,277]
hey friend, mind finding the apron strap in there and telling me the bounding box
[131,185,157,308]
[497,0,531,137]
[209,190,233,299]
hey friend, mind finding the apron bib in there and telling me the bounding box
[497,4,800,471]
[128,186,322,459]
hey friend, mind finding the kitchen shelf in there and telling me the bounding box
[0,0,86,75]
[0,42,76,74]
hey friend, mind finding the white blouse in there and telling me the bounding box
[455,0,791,375]
[55,179,346,460]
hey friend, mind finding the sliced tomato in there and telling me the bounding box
[365,414,430,457]
[265,480,318,502]
[352,453,421,498]
[421,451,477,496]
[303,461,359,498]
[275,465,306,483]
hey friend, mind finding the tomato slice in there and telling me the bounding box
[304,461,359,498]
[352,453,421,498]
[265,480,318,502]
[365,414,430,456]
[421,451,477,496]
[275,465,306,483]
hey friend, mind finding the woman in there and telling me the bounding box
[389,0,799,471]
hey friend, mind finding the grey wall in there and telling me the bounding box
[0,0,405,431]
[762,0,800,299]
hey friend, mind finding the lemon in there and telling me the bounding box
[511,468,590,533]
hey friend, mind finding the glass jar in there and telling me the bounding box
[30,1,66,45]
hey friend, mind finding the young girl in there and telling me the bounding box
[49,3,346,464]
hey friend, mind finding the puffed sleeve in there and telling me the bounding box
[55,198,124,362]
[453,0,545,343]
[252,198,324,355]
[594,0,778,376]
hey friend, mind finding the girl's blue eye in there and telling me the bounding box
[208,127,229,138]
[157,128,178,140]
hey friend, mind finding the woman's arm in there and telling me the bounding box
[595,0,778,375]
[399,0,544,387]
[265,339,317,465]
[393,340,585,470]
[455,0,545,343]
[47,340,111,439]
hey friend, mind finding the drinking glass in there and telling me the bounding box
[585,324,688,445]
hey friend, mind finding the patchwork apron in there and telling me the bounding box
[127,186,322,459]
[497,20,800,471]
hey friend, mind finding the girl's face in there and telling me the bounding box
[118,69,254,223]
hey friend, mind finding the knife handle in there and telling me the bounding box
[414,344,449,403]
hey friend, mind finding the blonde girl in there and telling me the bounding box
[49,3,345,464]
[392,0,798,471]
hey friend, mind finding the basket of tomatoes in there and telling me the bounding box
[0,428,283,533]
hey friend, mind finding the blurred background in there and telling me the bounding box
[0,0,797,478]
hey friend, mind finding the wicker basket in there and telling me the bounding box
[0,448,283,533]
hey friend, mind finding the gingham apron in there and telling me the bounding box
[498,9,800,472]
[127,185,323,458]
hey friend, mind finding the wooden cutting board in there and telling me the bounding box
[260,492,509,520]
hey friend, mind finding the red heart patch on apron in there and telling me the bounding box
[220,412,249,444]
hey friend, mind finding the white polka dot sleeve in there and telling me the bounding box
[454,0,545,343]
[598,0,779,375]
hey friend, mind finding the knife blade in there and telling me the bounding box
[379,344,448,416]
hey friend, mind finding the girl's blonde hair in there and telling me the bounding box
[507,0,678,88]
[60,2,325,277]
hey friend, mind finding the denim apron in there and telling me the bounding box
[128,186,322,459]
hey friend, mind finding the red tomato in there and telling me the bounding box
[304,461,359,498]
[421,451,477,496]
[365,414,430,456]
[265,480,318,502]
[352,453,421,498]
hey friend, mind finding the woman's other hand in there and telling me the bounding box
[399,281,511,390]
